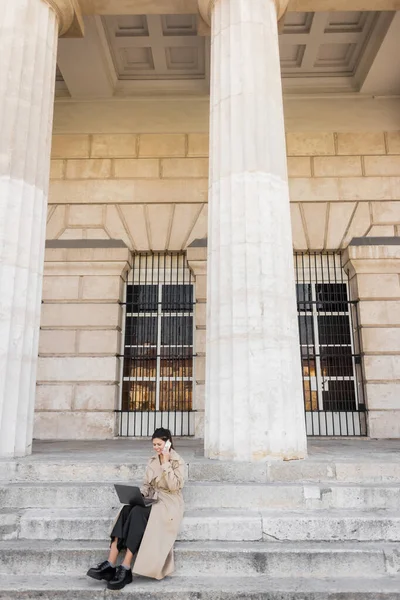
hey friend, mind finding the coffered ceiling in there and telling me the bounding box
[280,11,377,75]
[102,14,206,80]
[56,9,400,98]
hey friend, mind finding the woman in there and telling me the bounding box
[87,428,185,590]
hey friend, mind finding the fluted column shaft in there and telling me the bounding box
[204,0,307,461]
[0,0,59,457]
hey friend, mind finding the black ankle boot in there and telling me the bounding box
[87,560,116,582]
[107,565,133,590]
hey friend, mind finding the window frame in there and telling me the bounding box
[121,259,195,415]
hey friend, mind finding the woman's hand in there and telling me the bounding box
[161,449,171,463]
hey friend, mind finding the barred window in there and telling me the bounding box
[295,252,366,436]
[119,253,195,436]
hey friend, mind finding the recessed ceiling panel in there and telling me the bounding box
[115,15,148,37]
[121,47,154,72]
[325,11,368,33]
[279,44,306,69]
[315,43,356,69]
[280,10,380,79]
[102,14,205,81]
[162,15,197,36]
[282,12,314,34]
[166,47,198,70]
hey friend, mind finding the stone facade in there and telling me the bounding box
[1,0,400,456]
[35,241,130,439]
[287,131,400,248]
[344,241,400,438]
[187,243,207,439]
[47,127,400,251]
[38,112,400,441]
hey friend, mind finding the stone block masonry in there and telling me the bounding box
[285,131,400,250]
[187,244,207,438]
[47,132,211,253]
[40,126,400,443]
[344,240,400,438]
[34,241,131,440]
[47,129,400,253]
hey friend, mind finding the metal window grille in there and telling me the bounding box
[295,252,367,436]
[117,251,366,438]
[117,252,195,437]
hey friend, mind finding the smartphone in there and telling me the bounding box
[162,440,171,454]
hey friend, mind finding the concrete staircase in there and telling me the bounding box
[0,448,400,599]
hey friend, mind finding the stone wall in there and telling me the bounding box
[47,132,209,249]
[35,242,131,439]
[47,129,400,252]
[187,242,207,438]
[287,131,400,249]
[344,241,400,439]
[35,97,400,440]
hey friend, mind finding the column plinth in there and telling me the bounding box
[0,0,61,457]
[203,0,307,461]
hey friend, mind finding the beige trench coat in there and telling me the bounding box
[117,449,185,580]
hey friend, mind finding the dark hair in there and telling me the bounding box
[152,428,174,450]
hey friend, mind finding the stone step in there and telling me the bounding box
[0,574,399,599]
[2,481,400,510]
[1,508,261,542]
[0,540,399,578]
[262,509,400,542]
[2,508,400,543]
[2,456,400,484]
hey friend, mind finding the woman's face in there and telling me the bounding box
[152,438,165,455]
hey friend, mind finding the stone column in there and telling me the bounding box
[0,0,81,457]
[199,0,307,461]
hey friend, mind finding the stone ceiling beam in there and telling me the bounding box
[288,0,400,10]
[57,16,116,98]
[358,12,400,95]
[80,0,199,14]
[79,0,400,15]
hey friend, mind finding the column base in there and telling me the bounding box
[204,448,307,462]
[204,440,307,462]
[0,445,33,459]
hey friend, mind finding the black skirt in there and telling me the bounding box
[110,504,152,554]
